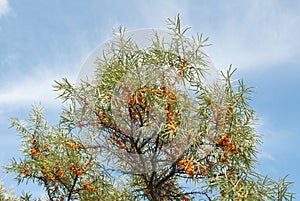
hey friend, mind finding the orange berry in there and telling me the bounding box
[120,144,126,149]
[153,89,162,96]
[139,88,146,93]
[30,137,37,144]
[82,182,90,187]
[20,169,30,175]
[168,93,177,100]
[228,104,234,111]
[103,118,108,124]
[179,69,184,76]
[186,167,194,176]
[30,148,37,155]
[178,160,186,167]
[173,111,179,116]
[49,175,56,181]
[166,124,175,131]
[207,103,214,109]
[69,143,76,149]
[231,146,237,154]
[30,148,41,156]
[67,163,74,170]
[167,113,173,122]
[74,168,84,176]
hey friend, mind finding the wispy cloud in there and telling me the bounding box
[0,64,78,111]
[193,0,300,70]
[0,0,11,18]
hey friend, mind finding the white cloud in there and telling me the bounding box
[194,0,300,70]
[0,64,78,110]
[0,0,11,18]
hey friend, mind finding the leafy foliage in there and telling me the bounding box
[0,181,18,201]
[6,106,133,201]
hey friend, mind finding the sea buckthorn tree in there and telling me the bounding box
[53,16,294,200]
[6,15,294,200]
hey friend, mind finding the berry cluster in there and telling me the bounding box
[178,158,194,177]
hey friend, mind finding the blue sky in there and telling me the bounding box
[0,0,300,198]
